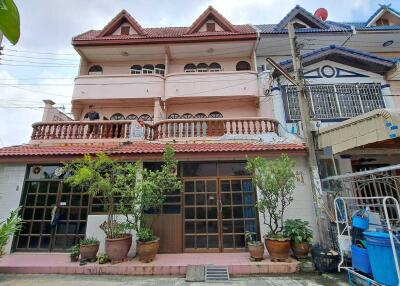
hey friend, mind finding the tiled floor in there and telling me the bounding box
[0,253,299,276]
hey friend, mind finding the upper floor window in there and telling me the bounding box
[181,113,194,119]
[130,65,142,74]
[283,83,385,121]
[209,111,223,118]
[195,113,207,118]
[206,22,216,32]
[139,114,152,121]
[88,65,103,75]
[236,61,251,71]
[126,114,138,120]
[197,63,209,72]
[110,113,125,120]
[143,64,154,74]
[168,113,180,119]
[155,64,165,76]
[209,62,222,72]
[121,26,130,35]
[184,63,197,72]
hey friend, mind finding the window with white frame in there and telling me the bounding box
[282,83,385,121]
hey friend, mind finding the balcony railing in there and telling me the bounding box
[31,118,278,142]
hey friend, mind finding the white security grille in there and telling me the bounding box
[283,83,385,121]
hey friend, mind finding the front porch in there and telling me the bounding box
[0,253,299,276]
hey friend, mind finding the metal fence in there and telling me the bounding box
[283,83,385,121]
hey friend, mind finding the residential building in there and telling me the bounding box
[0,7,313,255]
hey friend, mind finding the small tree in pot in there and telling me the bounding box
[284,219,313,258]
[117,145,182,263]
[246,154,295,261]
[245,231,264,261]
[79,236,100,262]
[63,153,132,263]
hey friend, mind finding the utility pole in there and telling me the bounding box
[287,22,326,243]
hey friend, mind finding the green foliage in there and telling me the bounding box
[246,154,295,237]
[97,253,109,264]
[117,144,183,233]
[137,227,157,242]
[68,244,80,257]
[283,219,313,243]
[0,0,20,44]
[79,236,99,245]
[0,208,22,256]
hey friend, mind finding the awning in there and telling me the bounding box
[316,109,400,154]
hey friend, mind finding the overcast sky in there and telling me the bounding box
[0,0,397,147]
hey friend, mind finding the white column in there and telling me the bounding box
[42,100,56,122]
[381,84,394,109]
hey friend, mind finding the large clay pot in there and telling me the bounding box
[291,241,310,258]
[248,242,265,261]
[264,236,291,261]
[105,234,132,263]
[80,243,99,261]
[137,238,160,263]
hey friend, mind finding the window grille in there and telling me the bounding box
[283,83,385,121]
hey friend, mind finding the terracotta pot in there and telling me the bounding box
[248,242,264,261]
[80,243,99,260]
[291,241,310,258]
[264,236,291,260]
[137,238,160,263]
[105,234,132,263]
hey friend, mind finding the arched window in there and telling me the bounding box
[209,62,221,72]
[208,111,223,118]
[126,114,138,120]
[195,113,207,118]
[181,113,194,119]
[142,64,154,74]
[110,113,125,120]
[168,113,180,119]
[155,64,165,76]
[139,114,152,121]
[236,61,251,71]
[197,63,208,72]
[130,65,142,74]
[184,63,196,72]
[88,65,103,75]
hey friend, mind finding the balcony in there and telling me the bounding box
[164,71,258,100]
[72,74,164,102]
[31,118,278,143]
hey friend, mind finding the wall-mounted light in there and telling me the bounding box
[383,40,394,47]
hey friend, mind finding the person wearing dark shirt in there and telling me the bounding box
[84,105,100,137]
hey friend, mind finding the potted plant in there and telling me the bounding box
[246,154,295,261]
[63,153,132,263]
[79,237,100,261]
[116,145,182,263]
[97,253,109,264]
[136,227,160,262]
[284,219,313,258]
[69,244,80,262]
[245,231,264,261]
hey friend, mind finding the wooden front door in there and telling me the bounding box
[183,178,258,252]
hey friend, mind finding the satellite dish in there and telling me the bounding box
[314,8,328,21]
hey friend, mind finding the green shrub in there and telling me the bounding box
[68,244,80,257]
[80,236,99,245]
[283,219,313,243]
[137,227,157,242]
[97,253,109,264]
[0,208,23,256]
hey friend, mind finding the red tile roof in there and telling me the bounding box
[0,142,306,157]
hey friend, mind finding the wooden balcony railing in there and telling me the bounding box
[31,118,279,141]
[145,118,278,140]
[31,120,131,140]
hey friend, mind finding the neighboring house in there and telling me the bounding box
[0,7,314,255]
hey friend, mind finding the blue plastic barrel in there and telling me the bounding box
[351,244,372,275]
[364,231,400,286]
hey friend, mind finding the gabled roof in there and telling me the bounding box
[366,4,400,27]
[73,6,256,46]
[186,6,237,34]
[276,45,396,75]
[98,9,146,37]
[274,5,329,31]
